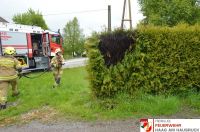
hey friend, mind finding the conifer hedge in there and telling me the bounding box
[85,25,200,98]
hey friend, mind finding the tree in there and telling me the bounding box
[138,0,200,26]
[12,8,48,29]
[63,17,85,57]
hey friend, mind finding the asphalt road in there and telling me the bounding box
[0,119,139,132]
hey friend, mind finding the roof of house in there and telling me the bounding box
[0,17,8,23]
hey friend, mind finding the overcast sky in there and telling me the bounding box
[0,0,144,35]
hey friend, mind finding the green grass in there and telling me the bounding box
[92,92,181,120]
[0,67,199,125]
[183,93,200,113]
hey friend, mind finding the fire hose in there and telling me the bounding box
[18,68,50,79]
[18,62,65,79]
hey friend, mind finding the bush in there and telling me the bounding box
[99,30,136,66]
[85,25,200,98]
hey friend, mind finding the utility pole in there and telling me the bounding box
[108,5,111,32]
[121,0,132,29]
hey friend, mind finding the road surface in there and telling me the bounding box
[63,58,88,68]
[0,119,138,132]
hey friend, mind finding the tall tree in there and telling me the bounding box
[63,17,85,57]
[138,0,200,26]
[12,8,48,29]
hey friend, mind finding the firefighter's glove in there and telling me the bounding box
[51,63,57,68]
[17,68,22,73]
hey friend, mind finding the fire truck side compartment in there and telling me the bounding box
[34,56,49,69]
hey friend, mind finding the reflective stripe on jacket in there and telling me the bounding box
[0,74,18,81]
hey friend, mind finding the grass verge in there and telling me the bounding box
[0,67,199,126]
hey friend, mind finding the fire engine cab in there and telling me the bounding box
[0,22,63,71]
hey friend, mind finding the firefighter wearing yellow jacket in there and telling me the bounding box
[51,48,64,88]
[0,47,21,110]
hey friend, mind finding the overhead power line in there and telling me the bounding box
[2,9,107,20]
[43,9,107,16]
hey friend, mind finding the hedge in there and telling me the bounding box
[85,25,200,98]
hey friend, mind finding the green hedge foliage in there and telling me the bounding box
[85,25,200,98]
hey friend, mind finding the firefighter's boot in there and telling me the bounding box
[56,77,61,85]
[53,77,61,88]
[0,103,7,110]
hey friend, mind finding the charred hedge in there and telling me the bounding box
[98,30,136,67]
[85,25,200,98]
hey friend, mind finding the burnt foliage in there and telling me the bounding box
[98,30,136,67]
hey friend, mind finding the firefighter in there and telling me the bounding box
[51,48,65,88]
[0,47,21,110]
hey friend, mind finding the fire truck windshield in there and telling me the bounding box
[51,35,60,45]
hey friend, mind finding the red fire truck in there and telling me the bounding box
[0,22,63,71]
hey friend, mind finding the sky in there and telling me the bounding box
[0,0,144,36]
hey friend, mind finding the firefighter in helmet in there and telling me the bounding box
[0,47,21,110]
[51,48,65,88]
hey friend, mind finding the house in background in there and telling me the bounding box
[0,17,9,23]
